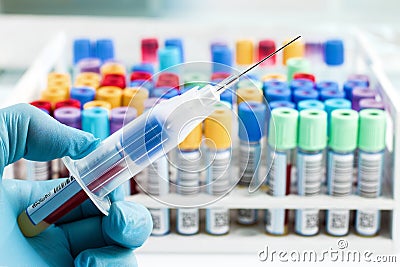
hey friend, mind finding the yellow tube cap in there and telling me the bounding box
[179,123,203,150]
[236,87,263,105]
[41,87,68,108]
[74,79,100,90]
[236,40,254,65]
[96,86,123,108]
[84,100,112,110]
[261,73,287,82]
[282,38,305,65]
[75,72,101,83]
[100,62,126,76]
[47,72,71,85]
[204,104,232,150]
[47,80,70,98]
[18,211,50,237]
[122,87,149,115]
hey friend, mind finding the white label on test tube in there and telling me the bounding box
[356,209,381,236]
[147,156,170,236]
[206,208,230,235]
[177,208,199,235]
[206,150,231,235]
[149,208,170,236]
[237,143,260,225]
[176,150,201,235]
[357,151,384,198]
[296,152,323,236]
[266,150,289,234]
[326,151,353,236]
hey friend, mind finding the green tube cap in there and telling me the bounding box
[358,109,386,152]
[286,57,311,81]
[298,109,327,151]
[329,109,359,151]
[268,107,298,150]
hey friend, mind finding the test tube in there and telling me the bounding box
[122,87,149,115]
[55,99,81,110]
[236,87,263,105]
[351,88,376,111]
[96,86,123,108]
[265,87,291,103]
[295,109,327,236]
[355,109,386,236]
[100,62,126,76]
[237,102,266,225]
[141,38,159,64]
[204,105,232,235]
[236,39,254,71]
[321,39,345,82]
[266,107,298,235]
[343,80,369,101]
[258,39,276,66]
[101,74,126,89]
[82,107,110,141]
[83,100,112,111]
[158,47,180,72]
[96,39,114,63]
[176,124,203,235]
[73,38,91,65]
[286,58,311,82]
[282,38,305,66]
[316,81,339,92]
[70,87,96,109]
[165,38,184,63]
[54,107,82,178]
[326,109,358,236]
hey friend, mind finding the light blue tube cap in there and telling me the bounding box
[82,107,110,141]
[165,38,184,63]
[298,100,325,111]
[324,98,351,116]
[158,47,180,71]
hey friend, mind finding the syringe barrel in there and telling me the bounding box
[64,84,220,214]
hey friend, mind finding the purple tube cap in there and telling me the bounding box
[54,107,81,128]
[359,98,384,110]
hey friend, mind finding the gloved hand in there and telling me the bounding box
[0,104,152,266]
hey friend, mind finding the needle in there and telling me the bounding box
[216,35,302,92]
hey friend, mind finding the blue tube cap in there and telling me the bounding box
[70,87,96,109]
[269,100,296,110]
[319,89,345,101]
[82,107,110,141]
[265,88,291,103]
[212,45,233,73]
[165,38,184,63]
[289,79,314,91]
[263,80,289,94]
[293,89,319,105]
[96,39,114,62]
[323,39,344,66]
[297,100,325,111]
[238,101,267,141]
[343,80,369,100]
[73,38,91,64]
[158,47,180,71]
[131,63,154,74]
[316,81,339,92]
[151,86,179,99]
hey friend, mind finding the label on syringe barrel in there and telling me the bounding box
[326,209,350,236]
[206,207,230,235]
[295,209,319,236]
[149,208,170,236]
[177,208,199,235]
[357,151,384,198]
[25,176,82,225]
[297,152,323,196]
[327,151,354,196]
[356,209,380,236]
[238,143,261,186]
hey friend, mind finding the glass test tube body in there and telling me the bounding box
[205,148,231,235]
[176,149,201,235]
[265,147,292,235]
[237,140,261,225]
[355,149,384,236]
[326,149,354,236]
[295,148,323,236]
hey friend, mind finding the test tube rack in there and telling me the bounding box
[1,18,399,255]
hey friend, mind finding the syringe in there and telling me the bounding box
[18,36,301,237]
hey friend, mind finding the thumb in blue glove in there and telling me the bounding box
[0,104,152,266]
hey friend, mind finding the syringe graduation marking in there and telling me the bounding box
[215,35,302,93]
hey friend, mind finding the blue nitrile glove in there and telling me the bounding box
[0,104,152,267]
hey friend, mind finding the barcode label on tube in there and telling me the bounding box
[327,152,353,196]
[297,152,323,196]
[357,152,383,198]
